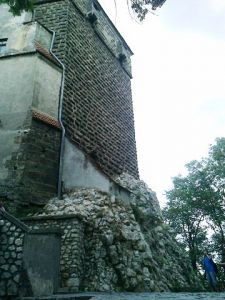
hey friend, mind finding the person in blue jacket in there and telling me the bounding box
[203,252,218,291]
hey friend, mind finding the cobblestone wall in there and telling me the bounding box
[35,0,139,179]
[24,215,85,291]
[0,210,29,297]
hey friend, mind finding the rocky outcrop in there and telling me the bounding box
[35,174,203,292]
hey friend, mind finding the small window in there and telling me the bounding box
[0,38,8,53]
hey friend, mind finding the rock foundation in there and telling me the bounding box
[29,174,203,292]
[0,212,28,296]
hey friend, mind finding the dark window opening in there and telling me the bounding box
[119,53,127,64]
[0,38,8,53]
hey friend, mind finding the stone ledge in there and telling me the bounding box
[21,214,83,222]
[35,41,62,68]
[32,109,61,130]
[0,51,36,60]
[0,210,30,232]
[29,228,62,235]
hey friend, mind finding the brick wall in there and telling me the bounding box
[1,118,61,212]
[35,0,139,179]
[21,119,61,206]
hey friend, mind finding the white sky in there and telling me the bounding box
[98,0,225,206]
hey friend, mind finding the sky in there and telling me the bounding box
[98,0,225,206]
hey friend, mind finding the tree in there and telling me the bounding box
[164,138,225,267]
[199,138,225,261]
[130,0,167,20]
[0,0,167,18]
[163,169,208,270]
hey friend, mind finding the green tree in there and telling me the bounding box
[0,0,167,18]
[199,138,225,261]
[164,138,225,266]
[163,170,208,270]
[130,0,167,20]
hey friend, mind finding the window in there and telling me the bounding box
[0,38,8,53]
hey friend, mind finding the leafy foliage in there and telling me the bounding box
[130,0,167,20]
[201,138,225,260]
[0,0,34,15]
[163,138,225,269]
[0,0,167,19]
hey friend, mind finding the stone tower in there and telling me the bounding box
[0,3,204,297]
[0,0,139,212]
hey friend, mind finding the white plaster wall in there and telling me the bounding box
[33,55,61,119]
[0,6,52,56]
[0,55,36,129]
[0,55,35,180]
[0,5,34,55]
[0,54,61,181]
[62,138,132,206]
[0,4,32,29]
[62,138,111,192]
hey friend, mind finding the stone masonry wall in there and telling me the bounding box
[30,176,204,292]
[1,118,61,212]
[23,216,85,291]
[35,0,139,179]
[0,211,29,297]
[20,119,61,207]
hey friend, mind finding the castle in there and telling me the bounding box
[0,0,138,213]
[0,1,203,298]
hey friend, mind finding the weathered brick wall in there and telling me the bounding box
[1,118,61,212]
[21,119,61,206]
[24,216,85,291]
[35,0,68,61]
[35,0,139,179]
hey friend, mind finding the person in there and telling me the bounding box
[203,252,218,291]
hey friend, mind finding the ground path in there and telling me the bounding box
[32,292,225,300]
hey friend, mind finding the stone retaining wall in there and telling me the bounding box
[0,210,29,297]
[28,179,204,292]
[23,215,85,291]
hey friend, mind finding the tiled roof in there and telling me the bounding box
[35,41,61,68]
[32,109,61,129]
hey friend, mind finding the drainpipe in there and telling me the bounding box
[49,30,66,199]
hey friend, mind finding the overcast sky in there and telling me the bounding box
[99,0,225,206]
